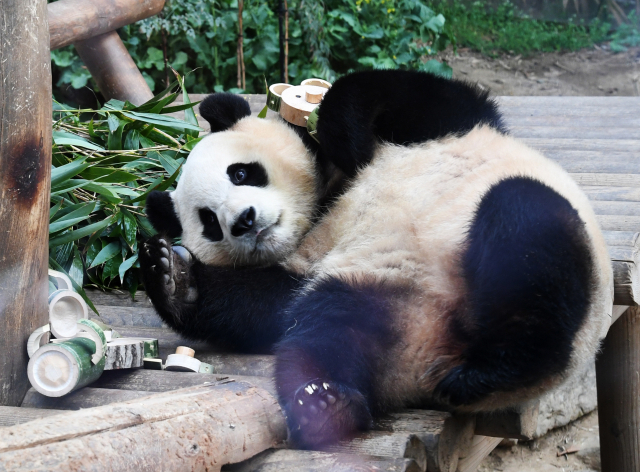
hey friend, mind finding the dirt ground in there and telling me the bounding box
[459,44,639,471]
[440,45,640,96]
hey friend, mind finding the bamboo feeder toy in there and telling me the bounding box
[48,269,73,291]
[27,319,107,397]
[267,78,331,129]
[48,289,89,339]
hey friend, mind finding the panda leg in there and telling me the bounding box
[275,277,400,448]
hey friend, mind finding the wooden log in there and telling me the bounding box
[596,306,640,472]
[224,449,421,472]
[455,435,502,472]
[375,410,474,472]
[475,400,540,441]
[0,0,52,406]
[612,305,629,325]
[612,260,639,306]
[74,31,154,105]
[49,0,165,50]
[0,406,61,427]
[86,289,153,308]
[104,338,145,370]
[327,432,427,472]
[0,382,287,472]
[92,305,165,327]
[92,368,275,395]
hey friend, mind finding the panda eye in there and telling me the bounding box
[227,162,268,187]
[234,168,247,183]
[198,208,223,242]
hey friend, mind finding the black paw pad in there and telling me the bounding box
[287,380,371,448]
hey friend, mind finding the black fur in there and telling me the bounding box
[198,208,224,242]
[146,191,182,238]
[315,69,507,178]
[227,162,269,187]
[275,277,400,447]
[434,177,594,406]
[139,236,301,353]
[199,93,252,133]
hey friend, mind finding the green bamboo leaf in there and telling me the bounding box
[161,101,202,114]
[119,254,139,283]
[49,200,63,219]
[89,240,121,268]
[49,215,116,246]
[128,164,181,204]
[257,105,269,119]
[149,92,179,114]
[51,201,96,224]
[134,79,180,111]
[51,157,89,187]
[53,131,104,151]
[49,215,93,234]
[49,257,99,315]
[182,136,204,152]
[178,73,200,138]
[69,246,84,288]
[80,167,139,184]
[120,111,202,132]
[107,116,126,151]
[82,182,122,204]
[121,209,138,248]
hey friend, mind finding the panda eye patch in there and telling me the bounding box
[198,208,224,242]
[227,162,268,187]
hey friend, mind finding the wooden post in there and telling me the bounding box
[74,31,154,106]
[596,306,640,472]
[48,0,165,50]
[0,0,52,407]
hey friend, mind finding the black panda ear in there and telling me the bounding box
[145,191,182,238]
[199,93,252,133]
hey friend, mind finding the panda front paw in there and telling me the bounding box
[285,379,372,448]
[139,235,198,328]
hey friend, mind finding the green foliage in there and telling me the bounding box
[436,1,609,56]
[608,10,640,52]
[51,0,452,99]
[50,78,201,306]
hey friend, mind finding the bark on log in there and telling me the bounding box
[596,306,640,472]
[75,31,153,105]
[49,0,165,50]
[0,0,52,407]
[224,449,421,472]
[0,382,287,471]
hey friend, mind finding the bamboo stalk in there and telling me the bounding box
[284,0,289,83]
[237,0,246,90]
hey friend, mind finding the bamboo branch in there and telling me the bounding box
[237,0,246,90]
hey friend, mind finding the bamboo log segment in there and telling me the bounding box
[456,436,502,472]
[0,0,52,407]
[225,449,421,472]
[75,31,154,105]
[475,400,539,440]
[49,0,165,50]
[1,382,287,472]
[596,306,640,472]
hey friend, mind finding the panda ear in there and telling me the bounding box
[145,191,182,238]
[199,93,252,133]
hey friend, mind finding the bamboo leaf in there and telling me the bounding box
[49,215,116,247]
[89,240,121,268]
[51,157,89,187]
[161,101,202,114]
[49,215,93,234]
[120,111,202,132]
[69,246,84,288]
[53,131,104,151]
[119,254,139,283]
[121,209,138,248]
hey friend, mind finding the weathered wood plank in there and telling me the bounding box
[612,261,639,306]
[49,0,165,50]
[92,305,164,327]
[22,387,152,410]
[571,174,640,188]
[92,369,276,395]
[86,289,153,308]
[597,215,640,232]
[523,138,640,153]
[223,449,421,472]
[497,96,640,108]
[582,186,640,203]
[475,400,539,440]
[0,0,52,407]
[505,115,640,128]
[326,432,427,472]
[591,201,640,217]
[597,306,640,472]
[0,406,61,428]
[0,383,287,472]
[75,31,153,105]
[509,126,640,140]
[543,156,640,175]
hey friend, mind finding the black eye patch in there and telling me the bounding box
[227,162,268,187]
[199,208,224,242]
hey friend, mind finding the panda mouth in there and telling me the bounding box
[253,214,281,248]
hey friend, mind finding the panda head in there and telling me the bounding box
[146,93,318,266]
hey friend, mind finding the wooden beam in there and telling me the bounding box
[0,382,286,471]
[0,406,61,427]
[49,0,165,50]
[74,31,153,105]
[455,435,502,472]
[226,449,422,472]
[0,0,52,407]
[596,306,640,472]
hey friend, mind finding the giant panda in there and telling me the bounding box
[139,70,613,448]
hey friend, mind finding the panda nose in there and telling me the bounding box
[231,207,256,237]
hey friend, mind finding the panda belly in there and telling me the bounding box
[275,126,612,446]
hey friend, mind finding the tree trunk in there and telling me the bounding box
[0,0,52,407]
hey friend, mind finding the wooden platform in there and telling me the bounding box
[0,96,638,472]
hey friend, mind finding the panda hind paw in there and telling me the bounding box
[140,235,198,310]
[287,379,372,448]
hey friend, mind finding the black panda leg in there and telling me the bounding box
[139,235,302,352]
[275,277,400,448]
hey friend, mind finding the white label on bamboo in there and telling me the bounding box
[48,289,89,339]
